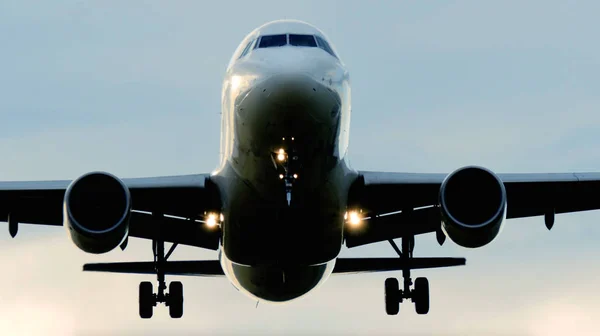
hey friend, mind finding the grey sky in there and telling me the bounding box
[1,1,599,335]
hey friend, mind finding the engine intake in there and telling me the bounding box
[64,172,131,254]
[439,166,506,248]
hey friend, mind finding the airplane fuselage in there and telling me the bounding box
[210,20,357,302]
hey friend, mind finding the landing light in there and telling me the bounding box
[347,211,362,227]
[206,213,219,228]
[277,148,286,161]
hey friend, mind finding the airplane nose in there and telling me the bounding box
[232,72,341,152]
[262,72,321,107]
[238,72,341,125]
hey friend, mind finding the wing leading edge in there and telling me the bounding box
[346,171,600,248]
[0,174,220,250]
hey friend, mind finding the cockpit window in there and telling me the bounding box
[248,34,338,60]
[239,39,256,59]
[289,34,317,47]
[258,34,287,48]
[315,35,337,58]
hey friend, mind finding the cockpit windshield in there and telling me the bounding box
[229,20,342,68]
[247,33,338,59]
[289,34,317,47]
[258,34,287,48]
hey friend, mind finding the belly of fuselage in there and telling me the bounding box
[220,252,336,303]
[214,72,352,267]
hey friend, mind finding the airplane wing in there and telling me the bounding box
[0,174,220,250]
[346,171,600,248]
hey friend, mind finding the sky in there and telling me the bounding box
[0,0,599,335]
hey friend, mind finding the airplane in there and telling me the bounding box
[3,19,600,319]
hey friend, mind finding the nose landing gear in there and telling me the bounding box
[384,236,430,315]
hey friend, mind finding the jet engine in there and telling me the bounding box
[64,172,131,254]
[439,166,506,248]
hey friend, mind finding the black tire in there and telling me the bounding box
[139,281,154,319]
[384,278,400,315]
[414,277,430,315]
[169,281,184,319]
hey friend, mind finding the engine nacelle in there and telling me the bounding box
[439,166,506,248]
[64,172,131,254]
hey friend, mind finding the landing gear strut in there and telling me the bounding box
[139,214,184,319]
[384,236,430,315]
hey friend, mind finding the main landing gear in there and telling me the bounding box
[384,236,430,315]
[139,231,184,319]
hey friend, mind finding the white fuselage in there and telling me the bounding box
[210,20,357,303]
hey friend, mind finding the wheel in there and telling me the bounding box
[139,281,154,319]
[169,281,184,319]
[384,278,400,315]
[414,277,430,315]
